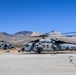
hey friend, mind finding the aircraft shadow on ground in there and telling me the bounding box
[19,51,76,55]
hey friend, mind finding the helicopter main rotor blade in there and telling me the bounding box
[25,31,76,40]
[62,32,76,34]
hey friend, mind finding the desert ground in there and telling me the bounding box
[0,47,20,53]
[0,48,76,75]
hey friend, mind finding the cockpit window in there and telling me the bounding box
[26,44,30,47]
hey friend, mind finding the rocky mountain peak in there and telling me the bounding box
[30,32,42,36]
[13,31,32,36]
[47,30,64,37]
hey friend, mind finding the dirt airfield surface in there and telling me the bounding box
[0,49,76,75]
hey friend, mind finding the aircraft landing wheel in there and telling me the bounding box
[18,50,20,52]
[37,48,42,54]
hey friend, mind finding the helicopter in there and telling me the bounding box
[18,31,76,54]
[0,41,14,50]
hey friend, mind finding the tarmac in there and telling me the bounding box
[0,52,76,75]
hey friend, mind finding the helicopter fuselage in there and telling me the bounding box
[18,39,76,54]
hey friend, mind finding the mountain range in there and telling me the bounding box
[0,30,76,46]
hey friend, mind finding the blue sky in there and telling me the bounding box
[0,0,76,34]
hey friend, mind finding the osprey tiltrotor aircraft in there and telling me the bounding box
[18,31,76,54]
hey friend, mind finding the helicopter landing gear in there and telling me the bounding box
[37,48,42,54]
[18,49,24,52]
[18,50,21,52]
